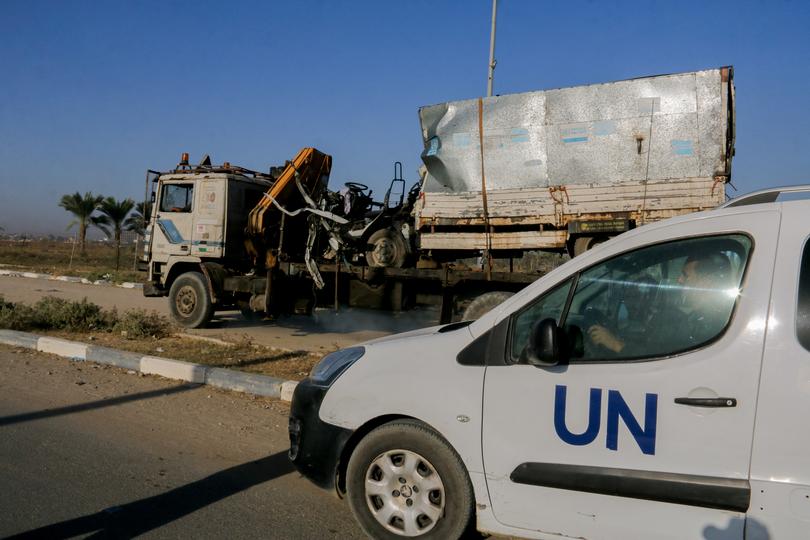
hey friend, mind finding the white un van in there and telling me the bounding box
[289,186,810,540]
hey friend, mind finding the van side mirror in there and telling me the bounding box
[527,318,564,366]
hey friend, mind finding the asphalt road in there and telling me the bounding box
[0,275,437,351]
[0,345,365,539]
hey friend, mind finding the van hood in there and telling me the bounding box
[361,320,473,347]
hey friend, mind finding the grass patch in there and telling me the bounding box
[0,240,144,283]
[0,295,321,380]
[0,295,169,337]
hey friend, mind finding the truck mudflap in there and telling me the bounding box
[142,282,167,297]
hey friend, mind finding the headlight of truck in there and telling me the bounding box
[309,347,365,385]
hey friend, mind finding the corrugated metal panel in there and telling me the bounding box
[418,68,733,194]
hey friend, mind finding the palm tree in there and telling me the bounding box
[98,197,135,271]
[124,201,153,237]
[59,192,104,257]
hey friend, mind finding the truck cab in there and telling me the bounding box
[289,185,810,539]
[143,159,272,326]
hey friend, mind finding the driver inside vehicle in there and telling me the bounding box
[587,251,736,357]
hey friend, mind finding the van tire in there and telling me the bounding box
[168,272,214,328]
[461,291,514,321]
[346,420,474,539]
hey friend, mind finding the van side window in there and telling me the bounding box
[796,240,810,351]
[510,278,573,361]
[160,184,194,213]
[559,234,752,361]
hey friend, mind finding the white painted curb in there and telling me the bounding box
[280,381,299,402]
[37,337,88,360]
[140,356,206,384]
[1,329,299,401]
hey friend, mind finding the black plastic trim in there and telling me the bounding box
[510,462,750,512]
[456,317,509,366]
[438,320,473,333]
[288,379,353,491]
[674,397,737,408]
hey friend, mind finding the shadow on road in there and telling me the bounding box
[6,451,294,539]
[0,384,199,427]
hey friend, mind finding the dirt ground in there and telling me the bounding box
[0,275,441,380]
[0,240,142,283]
[46,329,322,381]
[0,274,420,351]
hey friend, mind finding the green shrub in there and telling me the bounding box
[32,296,111,332]
[0,296,170,338]
[0,301,37,331]
[114,309,172,339]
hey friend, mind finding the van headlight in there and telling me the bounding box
[309,347,365,385]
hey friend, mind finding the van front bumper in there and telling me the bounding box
[288,379,353,492]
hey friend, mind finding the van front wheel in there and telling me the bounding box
[346,420,474,539]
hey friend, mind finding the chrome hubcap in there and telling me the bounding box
[364,449,445,536]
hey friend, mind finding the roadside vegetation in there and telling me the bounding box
[0,294,170,337]
[0,295,320,380]
[0,239,142,283]
[0,191,150,282]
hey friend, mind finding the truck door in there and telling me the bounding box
[154,181,196,258]
[481,211,779,539]
[190,179,225,258]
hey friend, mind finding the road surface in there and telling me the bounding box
[0,345,364,539]
[0,275,438,351]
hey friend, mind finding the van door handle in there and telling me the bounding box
[674,397,737,407]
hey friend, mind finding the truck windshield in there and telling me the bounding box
[160,184,194,213]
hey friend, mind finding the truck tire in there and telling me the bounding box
[366,228,408,268]
[168,272,214,328]
[573,235,608,257]
[461,291,514,321]
[346,420,474,540]
[238,302,263,322]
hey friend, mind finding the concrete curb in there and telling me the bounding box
[0,329,299,401]
[0,268,143,290]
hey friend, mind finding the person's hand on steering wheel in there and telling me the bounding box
[582,306,624,354]
[587,325,625,353]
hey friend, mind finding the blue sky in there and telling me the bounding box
[1,0,808,234]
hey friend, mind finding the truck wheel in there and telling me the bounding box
[461,291,514,321]
[238,304,263,322]
[366,228,408,268]
[572,235,608,257]
[346,420,474,540]
[168,272,214,328]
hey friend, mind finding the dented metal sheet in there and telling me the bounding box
[419,67,734,193]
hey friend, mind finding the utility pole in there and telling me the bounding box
[487,0,498,97]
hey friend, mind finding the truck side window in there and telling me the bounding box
[559,234,752,361]
[510,278,573,361]
[796,240,810,351]
[160,184,194,213]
